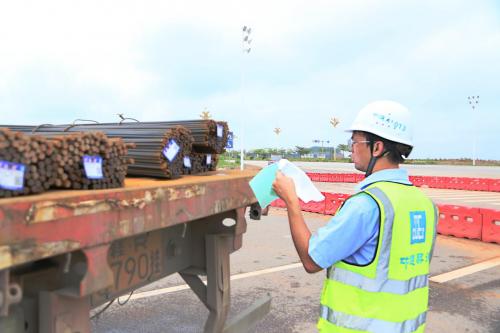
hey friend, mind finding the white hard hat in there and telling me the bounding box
[346,100,413,147]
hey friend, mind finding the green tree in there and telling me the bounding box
[337,144,350,158]
[295,146,311,156]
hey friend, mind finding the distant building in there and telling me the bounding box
[299,145,350,159]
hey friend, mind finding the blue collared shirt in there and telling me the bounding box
[308,168,412,268]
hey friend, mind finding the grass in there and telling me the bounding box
[217,155,240,169]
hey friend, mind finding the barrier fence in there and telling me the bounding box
[305,172,500,192]
[270,192,500,244]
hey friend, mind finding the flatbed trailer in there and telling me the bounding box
[0,169,270,332]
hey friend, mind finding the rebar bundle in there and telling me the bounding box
[191,153,219,173]
[4,123,194,179]
[4,119,228,179]
[46,132,130,189]
[161,120,228,154]
[73,120,228,154]
[0,128,55,197]
[125,126,193,179]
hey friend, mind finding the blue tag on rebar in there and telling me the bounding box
[83,155,103,180]
[163,139,180,162]
[0,160,25,190]
[183,156,192,168]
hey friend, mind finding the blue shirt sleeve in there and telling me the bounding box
[308,193,380,269]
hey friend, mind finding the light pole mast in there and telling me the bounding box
[240,26,252,170]
[330,117,340,161]
[467,96,479,166]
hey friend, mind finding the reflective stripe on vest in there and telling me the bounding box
[320,306,427,333]
[319,184,436,333]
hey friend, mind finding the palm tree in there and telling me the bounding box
[200,107,212,120]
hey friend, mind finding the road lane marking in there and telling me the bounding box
[430,257,500,283]
[465,199,500,203]
[427,195,499,199]
[130,262,303,300]
[129,257,500,301]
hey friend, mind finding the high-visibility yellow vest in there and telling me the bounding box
[318,181,437,333]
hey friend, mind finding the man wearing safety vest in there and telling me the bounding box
[273,100,437,333]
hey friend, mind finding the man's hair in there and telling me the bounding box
[362,132,412,164]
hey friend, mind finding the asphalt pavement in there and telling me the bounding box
[91,209,500,333]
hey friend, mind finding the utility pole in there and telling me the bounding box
[467,96,479,166]
[313,139,330,159]
[330,117,340,161]
[274,127,281,157]
[240,25,252,170]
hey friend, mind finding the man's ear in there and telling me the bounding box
[372,141,385,157]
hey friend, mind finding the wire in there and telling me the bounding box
[117,291,134,306]
[90,298,116,320]
[89,290,134,321]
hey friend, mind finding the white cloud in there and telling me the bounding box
[0,0,499,158]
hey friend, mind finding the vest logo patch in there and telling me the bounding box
[410,211,426,244]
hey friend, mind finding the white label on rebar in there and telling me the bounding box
[183,156,192,168]
[0,160,25,190]
[83,155,104,180]
[206,154,212,165]
[163,139,180,162]
[217,124,223,138]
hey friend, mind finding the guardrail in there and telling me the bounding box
[270,192,500,244]
[306,172,500,192]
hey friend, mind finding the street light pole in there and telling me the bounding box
[240,26,252,170]
[274,127,281,159]
[467,96,479,166]
[312,139,330,159]
[330,117,340,161]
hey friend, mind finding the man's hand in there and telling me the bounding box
[272,171,298,205]
[272,171,322,274]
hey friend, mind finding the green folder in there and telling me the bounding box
[249,163,279,208]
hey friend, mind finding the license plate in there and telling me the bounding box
[108,232,165,293]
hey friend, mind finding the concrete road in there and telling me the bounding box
[91,209,500,333]
[245,161,500,178]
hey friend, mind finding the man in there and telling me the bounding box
[272,100,437,333]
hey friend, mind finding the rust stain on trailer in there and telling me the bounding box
[24,190,163,224]
[0,245,13,270]
[166,185,206,200]
[118,219,131,235]
[116,216,146,237]
[5,240,80,267]
[213,196,253,214]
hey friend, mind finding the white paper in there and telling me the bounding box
[0,160,25,190]
[163,140,180,162]
[278,159,325,202]
[183,156,192,168]
[206,154,212,165]
[216,124,223,138]
[83,155,103,180]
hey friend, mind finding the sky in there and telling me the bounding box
[0,1,499,160]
